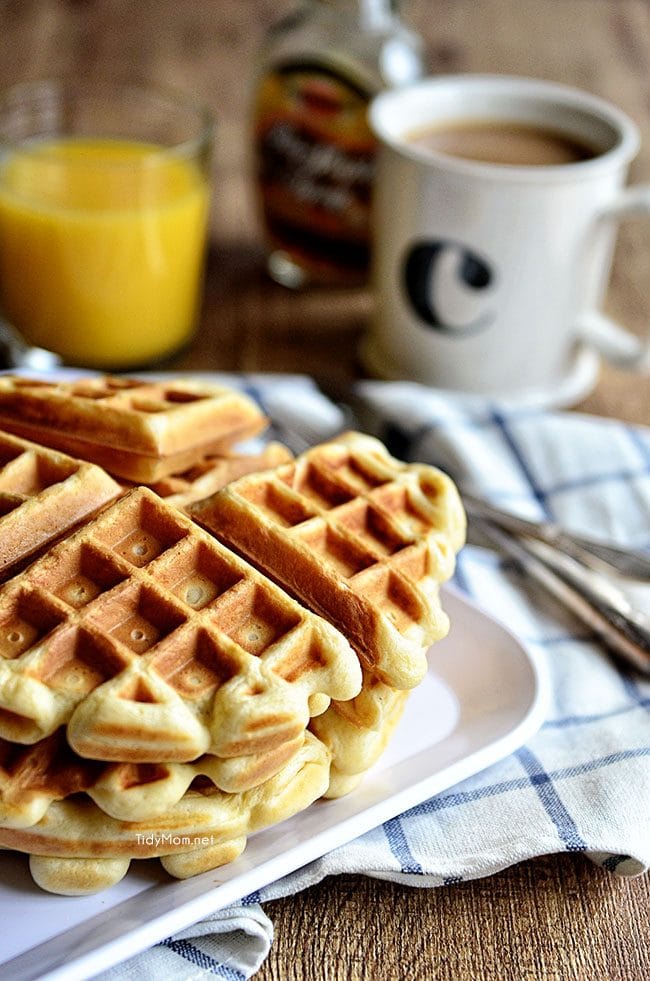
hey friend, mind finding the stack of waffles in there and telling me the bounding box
[0,374,358,893]
[0,486,361,894]
[0,373,465,895]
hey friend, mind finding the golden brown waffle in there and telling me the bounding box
[191,432,466,690]
[0,486,361,763]
[0,429,122,581]
[0,375,268,481]
[0,731,330,895]
[0,728,308,827]
[138,441,293,510]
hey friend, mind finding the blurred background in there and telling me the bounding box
[0,0,648,419]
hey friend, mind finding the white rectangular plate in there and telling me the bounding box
[0,585,548,980]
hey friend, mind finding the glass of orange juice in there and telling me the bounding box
[0,79,214,369]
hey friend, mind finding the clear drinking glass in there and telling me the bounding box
[0,79,214,369]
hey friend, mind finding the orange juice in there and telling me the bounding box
[0,138,210,368]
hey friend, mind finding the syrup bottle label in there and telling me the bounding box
[253,60,376,283]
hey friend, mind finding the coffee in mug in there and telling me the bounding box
[364,75,650,406]
[405,119,600,167]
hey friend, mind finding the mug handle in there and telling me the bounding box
[578,185,650,371]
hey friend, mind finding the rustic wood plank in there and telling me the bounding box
[259,857,650,980]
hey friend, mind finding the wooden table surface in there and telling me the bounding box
[1,1,649,978]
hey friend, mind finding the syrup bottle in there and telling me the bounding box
[252,0,424,288]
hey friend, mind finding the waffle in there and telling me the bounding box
[0,486,361,764]
[138,441,293,510]
[0,430,121,581]
[0,728,309,827]
[0,731,331,895]
[191,432,466,690]
[310,676,410,798]
[0,375,268,482]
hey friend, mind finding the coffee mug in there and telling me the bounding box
[363,75,650,406]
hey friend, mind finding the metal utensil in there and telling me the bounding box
[474,516,650,676]
[463,490,650,581]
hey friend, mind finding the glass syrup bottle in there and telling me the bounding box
[252,0,424,288]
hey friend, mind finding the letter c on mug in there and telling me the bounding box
[403,240,498,335]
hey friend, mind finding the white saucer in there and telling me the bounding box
[360,337,601,411]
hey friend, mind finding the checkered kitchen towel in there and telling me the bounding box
[107,374,650,981]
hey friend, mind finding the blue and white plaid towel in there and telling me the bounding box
[106,375,650,981]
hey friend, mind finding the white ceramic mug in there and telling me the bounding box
[364,75,650,406]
